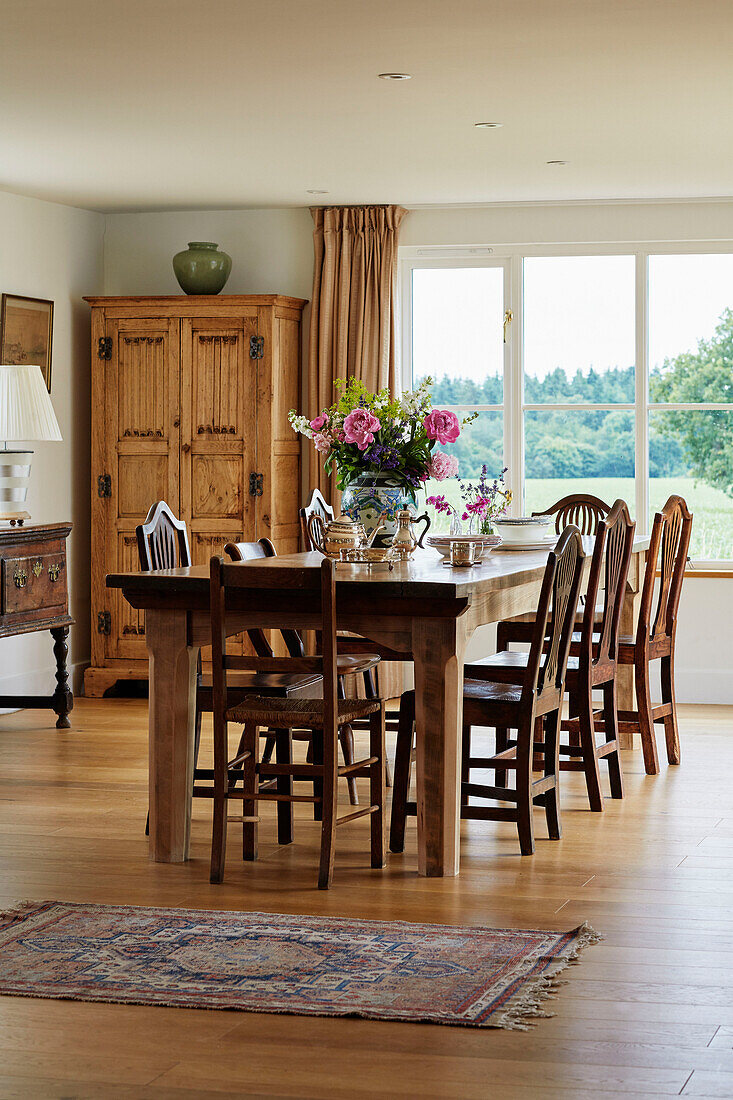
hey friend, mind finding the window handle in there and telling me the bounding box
[503,309,513,343]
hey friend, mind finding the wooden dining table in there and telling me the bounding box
[107,536,649,877]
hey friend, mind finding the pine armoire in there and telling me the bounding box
[83,294,307,697]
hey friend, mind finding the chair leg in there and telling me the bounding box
[532,714,544,772]
[311,728,324,821]
[274,728,293,845]
[318,728,339,890]
[461,723,472,808]
[210,717,233,885]
[339,723,359,805]
[389,691,415,853]
[578,683,605,812]
[370,707,387,869]
[516,719,535,856]
[542,711,562,841]
[261,734,276,767]
[494,727,508,788]
[603,679,624,800]
[635,655,660,775]
[661,653,681,765]
[364,667,392,786]
[242,722,258,862]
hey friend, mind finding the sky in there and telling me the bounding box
[411,253,733,387]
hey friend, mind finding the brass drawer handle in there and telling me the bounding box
[32,560,43,578]
[48,563,61,582]
[14,568,28,589]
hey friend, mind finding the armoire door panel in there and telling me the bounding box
[117,453,170,519]
[181,316,257,544]
[190,454,244,520]
[103,317,180,660]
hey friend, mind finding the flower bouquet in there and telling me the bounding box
[289,378,475,542]
[427,465,512,535]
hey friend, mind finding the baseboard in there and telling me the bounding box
[0,660,88,714]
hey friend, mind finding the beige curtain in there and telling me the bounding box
[308,204,407,498]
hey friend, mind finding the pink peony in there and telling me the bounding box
[428,452,459,481]
[310,412,328,431]
[313,432,331,454]
[342,408,381,451]
[424,409,460,445]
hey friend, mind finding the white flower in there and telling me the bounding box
[288,411,314,439]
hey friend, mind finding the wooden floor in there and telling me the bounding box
[0,701,732,1099]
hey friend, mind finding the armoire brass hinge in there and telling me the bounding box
[249,472,264,497]
[98,337,113,360]
[249,335,264,360]
[97,474,112,498]
[97,611,111,635]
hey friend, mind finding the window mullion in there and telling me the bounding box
[636,252,649,533]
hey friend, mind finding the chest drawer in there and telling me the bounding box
[2,553,67,616]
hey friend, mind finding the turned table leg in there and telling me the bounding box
[50,626,73,730]
[412,615,467,878]
[146,609,198,862]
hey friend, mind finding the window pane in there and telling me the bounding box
[524,409,635,516]
[650,409,733,560]
[412,267,504,401]
[523,256,635,403]
[649,254,733,405]
[420,412,503,533]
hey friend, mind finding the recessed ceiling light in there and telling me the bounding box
[546,159,568,165]
[474,122,503,129]
[378,72,411,80]
[306,189,329,195]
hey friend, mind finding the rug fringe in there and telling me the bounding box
[492,922,603,1031]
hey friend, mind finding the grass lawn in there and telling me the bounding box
[419,477,733,561]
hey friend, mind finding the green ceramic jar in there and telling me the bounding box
[172,242,232,295]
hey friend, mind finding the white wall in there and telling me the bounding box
[0,190,104,696]
[102,199,733,704]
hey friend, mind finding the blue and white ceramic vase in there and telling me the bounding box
[341,473,418,548]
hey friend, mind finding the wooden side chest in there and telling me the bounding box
[0,523,74,728]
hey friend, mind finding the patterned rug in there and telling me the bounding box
[0,901,600,1030]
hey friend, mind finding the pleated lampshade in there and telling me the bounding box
[0,364,62,523]
[0,364,62,442]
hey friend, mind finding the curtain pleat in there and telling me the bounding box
[307,205,407,500]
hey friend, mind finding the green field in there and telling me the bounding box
[419,477,733,561]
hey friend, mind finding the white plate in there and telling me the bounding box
[494,535,557,551]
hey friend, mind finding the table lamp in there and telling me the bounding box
[0,363,63,526]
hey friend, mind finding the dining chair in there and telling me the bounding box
[617,494,692,775]
[390,527,585,856]
[225,537,382,808]
[495,493,612,652]
[136,502,324,838]
[477,500,635,810]
[208,554,386,888]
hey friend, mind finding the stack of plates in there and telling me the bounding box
[426,534,503,561]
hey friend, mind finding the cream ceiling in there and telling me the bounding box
[2,0,732,212]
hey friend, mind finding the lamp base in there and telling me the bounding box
[0,510,31,526]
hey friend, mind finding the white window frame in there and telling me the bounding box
[400,241,733,568]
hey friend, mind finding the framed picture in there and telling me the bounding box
[0,294,54,391]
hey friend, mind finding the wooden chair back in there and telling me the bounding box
[209,556,339,742]
[136,501,191,571]
[637,495,693,647]
[525,526,585,703]
[535,493,611,535]
[300,488,335,551]
[224,539,305,659]
[580,499,635,668]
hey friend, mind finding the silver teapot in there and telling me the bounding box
[307,512,386,559]
[389,508,431,560]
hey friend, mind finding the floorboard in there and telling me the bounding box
[0,699,731,1098]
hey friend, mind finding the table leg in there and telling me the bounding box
[50,626,73,730]
[412,615,467,877]
[618,549,643,750]
[146,609,198,862]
